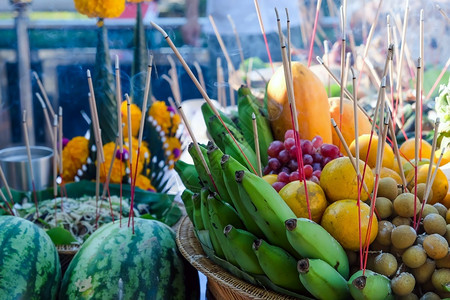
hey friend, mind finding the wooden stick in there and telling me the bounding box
[252,113,262,177]
[58,107,63,174]
[227,14,245,65]
[351,68,360,168]
[151,21,257,174]
[125,94,133,168]
[339,5,346,134]
[228,68,235,106]
[435,4,450,22]
[0,188,13,215]
[307,0,323,67]
[413,58,421,227]
[426,58,450,100]
[87,70,105,163]
[167,97,177,112]
[101,136,119,199]
[23,110,39,218]
[36,93,55,143]
[323,40,331,97]
[343,52,352,92]
[347,29,357,64]
[297,0,309,48]
[52,114,58,201]
[193,61,206,92]
[94,145,101,229]
[138,56,153,149]
[115,55,124,154]
[0,164,13,205]
[424,118,440,201]
[286,8,292,74]
[395,0,410,109]
[209,15,235,73]
[33,71,55,117]
[216,57,223,107]
[388,111,408,188]
[253,0,274,72]
[167,56,182,103]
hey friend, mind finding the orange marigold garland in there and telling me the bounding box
[74,0,126,19]
[62,136,89,182]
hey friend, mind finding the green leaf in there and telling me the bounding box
[139,213,157,220]
[46,227,77,245]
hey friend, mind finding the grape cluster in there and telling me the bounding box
[263,129,343,191]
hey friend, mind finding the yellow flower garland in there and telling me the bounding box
[148,101,180,135]
[121,100,142,138]
[62,137,89,182]
[74,0,126,19]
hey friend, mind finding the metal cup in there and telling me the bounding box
[0,146,54,191]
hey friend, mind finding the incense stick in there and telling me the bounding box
[395,0,410,112]
[58,107,63,175]
[0,188,13,215]
[413,58,421,228]
[339,5,347,141]
[125,94,135,230]
[0,164,13,206]
[307,0,323,67]
[167,56,182,103]
[33,71,55,117]
[167,97,177,112]
[216,57,223,107]
[114,55,124,227]
[101,135,118,223]
[36,93,55,143]
[252,113,262,177]
[323,40,331,97]
[151,21,257,174]
[23,110,39,218]
[52,114,58,225]
[286,8,292,74]
[227,14,245,65]
[228,68,236,106]
[435,4,450,22]
[87,70,105,163]
[209,15,235,73]
[94,146,101,230]
[388,111,408,189]
[253,0,274,72]
[193,61,206,92]
[422,118,440,203]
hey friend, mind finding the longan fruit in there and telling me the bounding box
[391,272,416,296]
[394,193,421,218]
[411,258,436,284]
[391,225,417,249]
[435,252,450,268]
[412,183,432,204]
[378,177,399,201]
[445,224,450,244]
[373,252,398,277]
[419,292,441,300]
[422,204,439,218]
[423,213,447,235]
[392,216,411,227]
[433,203,447,219]
[446,207,450,224]
[391,244,407,257]
[376,220,394,246]
[423,233,449,259]
[402,245,427,268]
[375,197,394,219]
[431,268,450,293]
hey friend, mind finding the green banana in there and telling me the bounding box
[188,142,215,191]
[221,154,263,237]
[235,169,297,255]
[222,130,258,173]
[223,225,264,275]
[206,115,226,150]
[206,142,234,206]
[348,269,393,300]
[285,218,349,279]
[200,187,224,258]
[208,192,243,267]
[237,86,273,165]
[180,189,195,223]
[191,192,204,230]
[297,258,350,300]
[252,239,306,292]
[202,102,245,143]
[237,85,263,109]
[174,160,202,193]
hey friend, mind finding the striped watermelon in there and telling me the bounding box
[59,218,199,299]
[0,216,61,300]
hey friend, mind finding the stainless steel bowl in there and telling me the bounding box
[0,146,54,191]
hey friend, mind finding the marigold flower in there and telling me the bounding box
[124,137,150,176]
[121,100,142,138]
[164,136,182,169]
[148,101,182,134]
[74,0,126,19]
[62,137,89,182]
[100,142,126,184]
[134,174,155,192]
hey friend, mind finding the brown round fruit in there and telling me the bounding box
[422,204,439,218]
[420,292,441,300]
[373,252,398,277]
[433,203,447,219]
[391,225,417,249]
[393,193,421,218]
[397,294,419,300]
[376,220,394,246]
[402,245,427,268]
[445,224,450,244]
[435,252,450,268]
[412,183,432,204]
[423,233,449,259]
[423,213,447,235]
[392,216,411,227]
[391,272,416,296]
[431,268,450,293]
[375,197,394,219]
[378,177,399,201]
[411,258,436,284]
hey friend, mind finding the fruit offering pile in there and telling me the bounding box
[176,63,450,299]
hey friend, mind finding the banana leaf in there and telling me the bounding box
[1,181,181,226]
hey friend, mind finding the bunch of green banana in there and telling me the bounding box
[222,130,258,172]
[237,85,273,165]
[174,160,202,193]
[221,154,264,237]
[180,189,195,222]
[223,225,264,275]
[235,169,297,255]
[188,142,213,189]
[200,188,224,258]
[191,192,204,231]
[348,270,393,300]
[297,258,350,300]
[285,218,349,279]
[202,102,246,144]
[206,142,233,206]
[253,239,306,292]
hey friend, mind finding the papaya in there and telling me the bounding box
[328,97,372,152]
[266,62,332,143]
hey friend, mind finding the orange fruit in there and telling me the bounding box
[399,138,432,161]
[262,174,278,186]
[279,180,328,223]
[440,192,450,209]
[406,164,449,205]
[435,148,450,166]
[374,167,403,185]
[392,156,409,175]
[349,134,395,169]
[320,157,374,202]
[321,199,378,251]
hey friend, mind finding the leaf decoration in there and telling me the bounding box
[46,227,78,245]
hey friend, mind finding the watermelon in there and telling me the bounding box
[59,218,199,299]
[0,216,61,300]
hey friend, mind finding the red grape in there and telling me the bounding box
[310,176,320,185]
[303,165,313,178]
[303,154,313,165]
[281,167,291,174]
[278,150,290,164]
[320,144,340,158]
[312,135,323,148]
[289,145,298,158]
[322,157,332,167]
[312,162,321,171]
[263,165,271,175]
[312,170,322,179]
[272,181,286,192]
[267,141,284,157]
[287,160,298,171]
[268,158,281,171]
[284,138,296,150]
[284,129,295,140]
[312,153,323,163]
[277,172,290,183]
[289,171,300,182]
[301,140,314,155]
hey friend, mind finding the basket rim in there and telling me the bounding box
[56,244,80,255]
[176,215,299,300]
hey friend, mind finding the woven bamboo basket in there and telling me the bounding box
[56,245,80,276]
[176,215,299,300]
